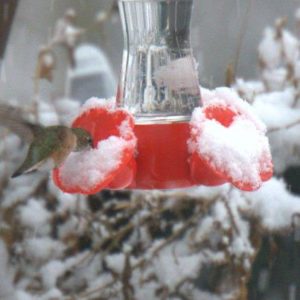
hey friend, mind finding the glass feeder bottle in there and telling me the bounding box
[118,0,201,189]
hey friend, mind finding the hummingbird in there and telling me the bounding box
[0,104,93,177]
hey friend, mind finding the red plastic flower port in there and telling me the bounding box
[189,88,273,191]
[52,98,136,194]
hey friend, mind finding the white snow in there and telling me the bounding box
[24,237,65,263]
[53,12,83,48]
[18,198,51,230]
[54,98,80,125]
[41,52,54,68]
[41,260,66,289]
[262,68,288,91]
[201,87,266,132]
[57,136,132,192]
[253,89,300,129]
[38,102,60,126]
[105,253,126,273]
[244,178,300,231]
[2,175,44,208]
[258,27,282,69]
[56,97,136,192]
[251,87,300,173]
[79,96,116,114]
[153,246,203,290]
[0,241,16,300]
[234,79,265,102]
[16,291,33,300]
[190,87,272,190]
[183,184,230,201]
[282,30,300,64]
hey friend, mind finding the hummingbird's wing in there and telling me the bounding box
[12,127,71,177]
[0,104,43,143]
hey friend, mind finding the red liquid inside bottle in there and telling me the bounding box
[129,122,193,189]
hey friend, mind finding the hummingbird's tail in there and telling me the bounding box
[0,104,44,143]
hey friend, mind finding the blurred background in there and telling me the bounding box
[2,0,300,103]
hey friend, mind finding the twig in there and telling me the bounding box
[121,253,134,300]
[227,0,253,86]
[221,191,240,236]
[268,119,300,133]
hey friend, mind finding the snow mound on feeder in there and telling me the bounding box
[201,87,266,132]
[79,96,116,113]
[190,87,272,191]
[53,98,136,194]
[57,135,129,192]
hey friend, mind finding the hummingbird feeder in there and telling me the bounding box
[53,0,273,194]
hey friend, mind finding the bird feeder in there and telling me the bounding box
[53,0,273,194]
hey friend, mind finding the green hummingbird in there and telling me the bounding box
[0,104,93,177]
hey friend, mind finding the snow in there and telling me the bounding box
[41,289,63,300]
[18,198,51,230]
[251,87,300,173]
[106,253,126,273]
[258,27,282,69]
[253,89,300,129]
[54,98,80,125]
[2,174,44,208]
[52,11,83,48]
[55,97,136,193]
[47,179,80,212]
[244,178,300,231]
[57,136,130,192]
[41,260,66,289]
[234,79,265,102]
[195,116,268,188]
[201,87,266,132]
[154,248,203,290]
[73,44,116,77]
[190,88,272,190]
[24,237,65,263]
[41,52,54,68]
[57,216,79,240]
[2,134,22,152]
[118,119,134,140]
[96,10,108,23]
[0,241,15,300]
[38,102,60,126]
[79,96,116,114]
[282,30,300,64]
[262,68,288,90]
[16,291,33,300]
[87,273,114,292]
[183,184,230,201]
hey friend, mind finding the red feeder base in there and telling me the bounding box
[130,122,192,189]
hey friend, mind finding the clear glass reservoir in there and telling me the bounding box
[117,0,201,124]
